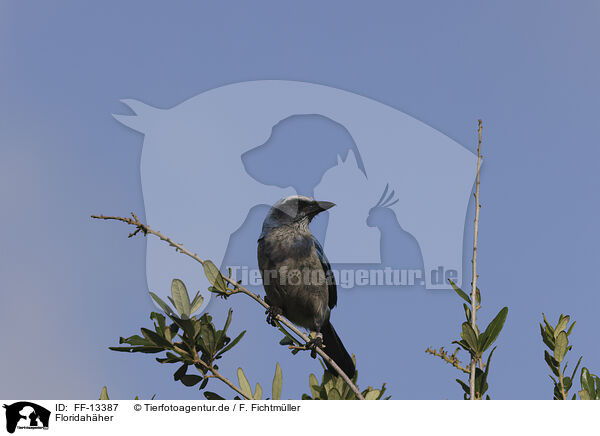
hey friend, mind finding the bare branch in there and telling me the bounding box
[469,120,483,399]
[426,347,470,374]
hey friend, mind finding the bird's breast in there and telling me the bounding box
[258,228,330,330]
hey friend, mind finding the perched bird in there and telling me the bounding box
[257,195,355,378]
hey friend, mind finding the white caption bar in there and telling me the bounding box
[1,400,597,435]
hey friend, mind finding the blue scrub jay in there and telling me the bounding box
[257,195,355,378]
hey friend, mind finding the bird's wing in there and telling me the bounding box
[312,236,337,309]
[257,238,285,307]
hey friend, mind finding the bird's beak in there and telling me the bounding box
[317,201,336,211]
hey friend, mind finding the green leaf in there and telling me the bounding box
[119,335,152,346]
[322,371,335,394]
[335,375,345,394]
[461,322,479,354]
[463,304,471,323]
[204,391,225,400]
[99,386,109,400]
[156,352,182,364]
[542,313,555,335]
[544,350,560,377]
[554,331,568,362]
[149,292,175,316]
[272,363,282,400]
[579,390,591,400]
[478,307,508,353]
[277,325,300,346]
[109,346,164,353]
[141,328,172,349]
[222,308,233,334]
[571,356,583,380]
[199,378,209,390]
[203,260,228,292]
[200,322,216,353]
[364,390,380,400]
[171,279,191,317]
[327,388,341,400]
[190,291,204,314]
[563,376,572,392]
[215,309,233,349]
[580,368,595,396]
[540,323,555,350]
[309,373,320,399]
[253,383,263,400]
[449,279,471,304]
[483,347,496,381]
[475,348,496,399]
[474,367,488,398]
[554,315,570,338]
[171,316,196,339]
[168,323,179,340]
[279,336,294,346]
[173,363,188,381]
[216,330,246,356]
[553,385,564,400]
[237,368,253,399]
[180,375,203,387]
[565,321,576,337]
[150,312,167,336]
[452,339,473,354]
[456,379,470,394]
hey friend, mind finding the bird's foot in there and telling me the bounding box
[265,306,283,327]
[306,334,324,359]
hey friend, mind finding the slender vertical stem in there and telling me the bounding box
[557,362,567,400]
[469,120,483,400]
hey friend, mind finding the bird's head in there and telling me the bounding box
[263,195,335,229]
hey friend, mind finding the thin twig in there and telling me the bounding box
[91,213,365,400]
[203,366,250,400]
[557,362,567,400]
[425,347,470,374]
[469,120,483,400]
[172,344,251,399]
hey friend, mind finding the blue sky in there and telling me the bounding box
[1,1,599,400]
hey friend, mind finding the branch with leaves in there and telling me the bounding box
[426,120,509,400]
[303,371,388,400]
[110,277,282,400]
[540,313,599,400]
[467,119,484,399]
[91,213,377,400]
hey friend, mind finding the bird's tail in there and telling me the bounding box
[321,320,355,379]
